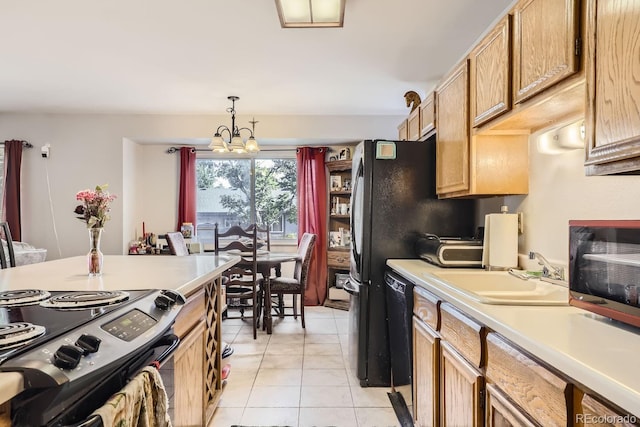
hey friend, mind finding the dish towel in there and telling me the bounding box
[91,366,172,427]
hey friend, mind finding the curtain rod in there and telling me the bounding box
[166,146,294,154]
[2,140,33,148]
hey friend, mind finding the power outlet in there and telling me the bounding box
[518,212,524,234]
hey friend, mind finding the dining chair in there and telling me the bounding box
[254,224,271,251]
[165,232,190,256]
[215,223,260,339]
[261,233,316,329]
[0,222,16,269]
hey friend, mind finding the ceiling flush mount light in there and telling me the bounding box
[208,96,260,154]
[275,0,345,28]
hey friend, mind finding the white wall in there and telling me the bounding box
[1,112,400,259]
[504,129,640,268]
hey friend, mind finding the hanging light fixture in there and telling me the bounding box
[275,0,346,28]
[208,96,260,153]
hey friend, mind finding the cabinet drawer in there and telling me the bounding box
[486,332,570,426]
[439,303,485,368]
[575,390,637,427]
[174,287,205,339]
[327,250,349,268]
[413,286,440,331]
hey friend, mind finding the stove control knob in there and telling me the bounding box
[76,334,101,354]
[154,294,173,310]
[53,345,84,369]
[154,290,186,310]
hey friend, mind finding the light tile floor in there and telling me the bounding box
[211,304,408,427]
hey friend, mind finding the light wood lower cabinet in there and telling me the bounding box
[169,279,224,427]
[574,389,639,427]
[486,333,570,427]
[441,341,485,427]
[413,318,440,427]
[409,275,639,427]
[486,384,537,427]
[174,320,206,426]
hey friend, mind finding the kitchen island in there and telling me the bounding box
[0,254,239,427]
[388,259,640,424]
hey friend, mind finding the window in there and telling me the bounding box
[195,156,298,243]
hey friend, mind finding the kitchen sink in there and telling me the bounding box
[422,270,569,305]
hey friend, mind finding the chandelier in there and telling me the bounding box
[208,96,260,153]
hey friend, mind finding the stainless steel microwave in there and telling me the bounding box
[569,220,640,328]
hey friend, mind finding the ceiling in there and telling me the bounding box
[0,0,514,118]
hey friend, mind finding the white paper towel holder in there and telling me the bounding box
[482,206,519,271]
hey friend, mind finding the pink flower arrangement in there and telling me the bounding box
[74,184,116,229]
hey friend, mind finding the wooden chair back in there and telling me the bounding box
[0,222,16,268]
[295,233,317,287]
[165,232,190,256]
[254,224,271,251]
[215,223,260,339]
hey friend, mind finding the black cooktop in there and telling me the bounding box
[0,289,153,363]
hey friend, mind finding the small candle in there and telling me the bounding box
[142,221,146,237]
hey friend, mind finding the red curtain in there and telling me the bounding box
[3,140,23,241]
[177,147,196,231]
[297,147,328,306]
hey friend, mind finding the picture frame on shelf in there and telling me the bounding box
[329,231,343,248]
[341,230,352,247]
[330,175,342,191]
[339,147,351,160]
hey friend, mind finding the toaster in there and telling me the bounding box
[415,234,484,268]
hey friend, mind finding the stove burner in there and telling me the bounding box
[0,322,46,349]
[0,289,52,307]
[40,291,130,310]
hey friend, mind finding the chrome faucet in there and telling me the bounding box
[529,251,565,281]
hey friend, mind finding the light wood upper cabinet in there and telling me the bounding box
[470,15,512,127]
[408,107,421,140]
[398,119,408,141]
[584,0,640,175]
[436,60,529,199]
[512,0,580,104]
[436,60,470,195]
[420,92,436,138]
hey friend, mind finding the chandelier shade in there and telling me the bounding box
[209,96,260,153]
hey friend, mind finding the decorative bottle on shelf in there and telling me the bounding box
[181,222,194,238]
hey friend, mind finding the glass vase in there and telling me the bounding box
[88,228,104,277]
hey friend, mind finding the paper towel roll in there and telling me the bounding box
[482,213,518,269]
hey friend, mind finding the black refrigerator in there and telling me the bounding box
[344,138,476,387]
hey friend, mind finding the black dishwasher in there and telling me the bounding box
[384,270,414,386]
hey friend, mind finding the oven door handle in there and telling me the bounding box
[63,414,103,427]
[150,333,180,368]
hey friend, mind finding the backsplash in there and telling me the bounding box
[504,132,640,268]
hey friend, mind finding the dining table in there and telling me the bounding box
[235,250,300,334]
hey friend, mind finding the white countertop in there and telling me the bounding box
[0,254,239,296]
[0,254,239,404]
[387,259,640,418]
